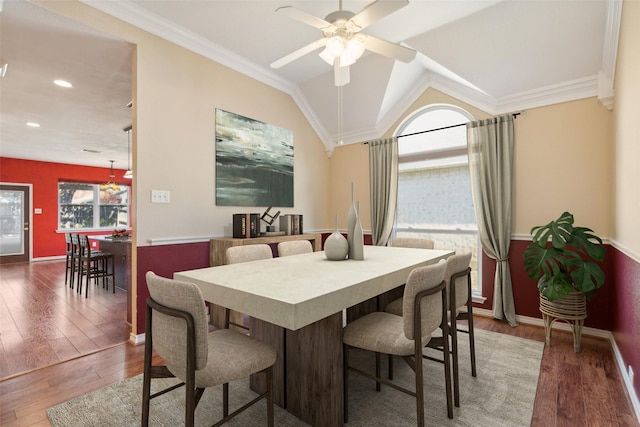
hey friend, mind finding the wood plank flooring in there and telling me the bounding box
[0,260,130,380]
[0,261,638,426]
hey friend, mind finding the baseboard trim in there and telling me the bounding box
[129,332,145,345]
[473,308,640,422]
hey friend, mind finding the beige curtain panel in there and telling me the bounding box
[368,137,399,246]
[467,115,517,327]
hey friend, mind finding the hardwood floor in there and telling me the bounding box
[0,260,130,380]
[0,261,637,426]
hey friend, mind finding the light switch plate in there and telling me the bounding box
[151,190,170,203]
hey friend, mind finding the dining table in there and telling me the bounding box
[174,245,453,426]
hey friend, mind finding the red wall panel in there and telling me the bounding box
[136,242,211,334]
[1,157,129,258]
[612,249,640,399]
[476,239,615,331]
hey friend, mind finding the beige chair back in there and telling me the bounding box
[391,237,435,249]
[277,240,313,257]
[444,252,472,310]
[226,244,273,264]
[145,272,209,374]
[402,259,447,341]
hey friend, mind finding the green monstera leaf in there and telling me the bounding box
[523,212,605,301]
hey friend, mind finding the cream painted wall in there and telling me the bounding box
[614,0,640,255]
[512,98,613,236]
[36,1,331,246]
[329,88,614,239]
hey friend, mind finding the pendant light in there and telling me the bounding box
[101,160,121,191]
[123,125,132,179]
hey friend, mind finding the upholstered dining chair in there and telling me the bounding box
[142,272,276,427]
[277,240,313,257]
[343,260,453,425]
[386,252,473,407]
[391,237,435,250]
[385,237,435,378]
[225,244,273,331]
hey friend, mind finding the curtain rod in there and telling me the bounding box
[363,112,522,143]
[399,111,521,139]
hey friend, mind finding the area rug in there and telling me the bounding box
[47,328,543,426]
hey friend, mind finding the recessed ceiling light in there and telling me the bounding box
[54,79,72,88]
[26,122,40,128]
[81,148,102,154]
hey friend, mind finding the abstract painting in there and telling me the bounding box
[215,109,293,207]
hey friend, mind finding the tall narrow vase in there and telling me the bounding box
[347,183,357,259]
[324,214,348,261]
[351,201,364,260]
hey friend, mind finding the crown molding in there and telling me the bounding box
[602,0,623,82]
[80,0,620,154]
[79,1,293,93]
[494,76,598,114]
[598,0,623,110]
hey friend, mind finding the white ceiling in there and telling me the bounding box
[0,0,620,167]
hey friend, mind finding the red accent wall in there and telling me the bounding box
[136,242,211,334]
[1,157,129,258]
[612,249,640,399]
[476,239,615,331]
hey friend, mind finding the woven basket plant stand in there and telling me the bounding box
[539,291,587,352]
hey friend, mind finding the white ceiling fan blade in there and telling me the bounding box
[350,0,409,30]
[334,60,350,87]
[364,35,416,63]
[270,38,328,69]
[276,6,334,30]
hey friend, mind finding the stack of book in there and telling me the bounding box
[279,214,303,235]
[232,213,259,238]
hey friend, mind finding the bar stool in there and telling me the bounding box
[76,235,115,298]
[64,233,77,288]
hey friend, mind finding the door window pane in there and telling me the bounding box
[0,190,24,255]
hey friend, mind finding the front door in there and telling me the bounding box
[0,184,30,264]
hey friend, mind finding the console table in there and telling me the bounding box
[209,233,322,266]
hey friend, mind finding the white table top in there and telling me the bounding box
[174,245,453,330]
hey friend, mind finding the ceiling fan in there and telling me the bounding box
[270,0,417,86]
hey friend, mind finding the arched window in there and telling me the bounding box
[394,104,481,294]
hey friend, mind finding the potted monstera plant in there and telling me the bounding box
[523,211,605,352]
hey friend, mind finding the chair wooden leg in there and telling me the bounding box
[468,314,477,377]
[141,305,153,427]
[84,266,90,298]
[185,375,195,427]
[451,318,460,407]
[267,367,274,427]
[375,352,381,391]
[223,383,229,417]
[442,324,453,419]
[388,354,394,380]
[343,344,349,423]
[414,352,425,427]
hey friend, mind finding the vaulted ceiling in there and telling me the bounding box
[0,0,620,167]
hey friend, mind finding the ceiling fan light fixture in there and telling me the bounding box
[341,35,365,65]
[319,47,335,65]
[319,34,364,67]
